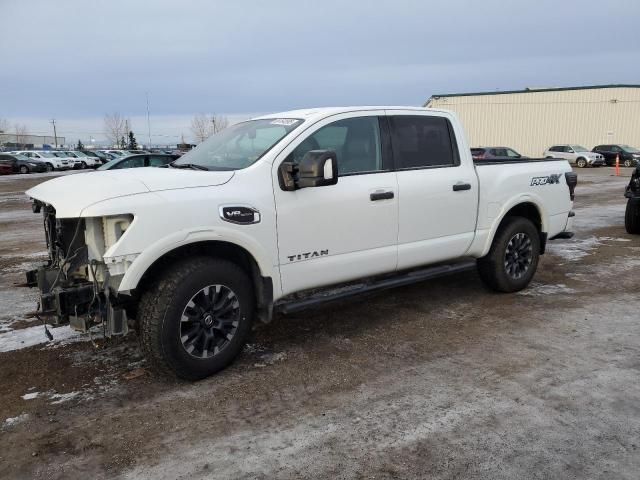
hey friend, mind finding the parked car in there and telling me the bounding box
[61,151,101,168]
[592,144,640,167]
[51,151,83,169]
[0,161,13,175]
[25,106,577,380]
[11,151,69,171]
[96,153,179,170]
[543,145,605,168]
[625,165,640,233]
[79,150,107,165]
[101,150,129,157]
[471,147,528,161]
[0,153,48,173]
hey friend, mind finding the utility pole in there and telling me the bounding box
[146,92,152,149]
[50,119,58,148]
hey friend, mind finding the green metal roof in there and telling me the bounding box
[426,84,640,104]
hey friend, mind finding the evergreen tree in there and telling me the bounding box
[76,139,84,150]
[128,130,138,150]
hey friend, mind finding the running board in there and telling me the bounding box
[276,260,476,315]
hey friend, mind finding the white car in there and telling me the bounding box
[544,144,605,168]
[59,151,101,169]
[11,150,70,171]
[51,151,83,169]
[25,106,576,380]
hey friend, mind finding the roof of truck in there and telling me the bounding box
[254,106,450,122]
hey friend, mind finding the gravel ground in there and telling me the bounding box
[0,167,639,479]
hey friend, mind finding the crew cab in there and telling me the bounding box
[24,107,577,380]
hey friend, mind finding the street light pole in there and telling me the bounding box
[146,92,152,149]
[50,118,58,148]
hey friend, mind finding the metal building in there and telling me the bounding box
[425,84,640,157]
[0,133,66,150]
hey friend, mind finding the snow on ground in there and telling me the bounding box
[3,413,29,428]
[546,236,602,261]
[21,392,40,400]
[518,283,576,296]
[0,324,84,353]
[49,391,81,404]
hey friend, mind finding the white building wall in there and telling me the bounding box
[426,86,640,157]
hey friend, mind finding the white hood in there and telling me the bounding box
[26,167,234,217]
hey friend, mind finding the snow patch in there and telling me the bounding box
[547,236,602,261]
[519,283,576,296]
[21,392,40,400]
[50,391,81,404]
[3,413,29,427]
[0,325,84,353]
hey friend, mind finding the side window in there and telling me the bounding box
[505,149,520,158]
[288,116,383,175]
[611,146,621,153]
[389,115,458,169]
[114,157,144,169]
[149,155,171,166]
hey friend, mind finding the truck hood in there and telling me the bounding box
[26,167,235,218]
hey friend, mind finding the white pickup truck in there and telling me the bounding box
[25,107,577,379]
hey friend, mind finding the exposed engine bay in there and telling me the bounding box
[26,200,133,337]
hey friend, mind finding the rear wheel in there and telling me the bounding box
[576,158,587,168]
[19,165,29,174]
[138,257,254,380]
[625,198,640,234]
[477,216,540,292]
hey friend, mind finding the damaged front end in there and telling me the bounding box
[26,200,134,337]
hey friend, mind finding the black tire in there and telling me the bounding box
[624,158,632,168]
[138,257,254,380]
[576,158,587,168]
[81,161,87,169]
[477,216,540,293]
[45,163,54,172]
[19,165,29,174]
[625,198,640,234]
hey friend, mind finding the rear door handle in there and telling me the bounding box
[370,191,394,201]
[452,183,471,192]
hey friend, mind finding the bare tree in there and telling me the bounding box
[0,118,9,133]
[190,113,229,143]
[14,123,29,149]
[104,113,127,147]
[211,114,229,134]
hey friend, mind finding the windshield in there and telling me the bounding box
[14,154,31,160]
[571,145,589,152]
[620,145,640,153]
[38,152,56,158]
[175,118,302,170]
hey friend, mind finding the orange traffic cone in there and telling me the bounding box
[616,154,620,176]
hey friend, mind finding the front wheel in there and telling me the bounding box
[81,161,87,169]
[138,257,255,380]
[576,158,587,168]
[477,217,540,293]
[19,165,29,174]
[624,159,633,168]
[625,198,640,234]
[45,163,54,172]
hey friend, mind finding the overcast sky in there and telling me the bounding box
[1,0,639,144]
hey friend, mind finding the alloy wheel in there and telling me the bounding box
[504,232,533,279]
[179,284,240,359]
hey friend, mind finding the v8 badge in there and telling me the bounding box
[219,205,261,225]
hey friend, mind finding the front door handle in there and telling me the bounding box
[452,183,471,192]
[370,191,394,201]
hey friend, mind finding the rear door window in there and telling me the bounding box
[389,115,458,169]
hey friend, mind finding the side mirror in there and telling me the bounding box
[278,150,338,191]
[567,149,574,153]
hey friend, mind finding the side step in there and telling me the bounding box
[276,260,476,315]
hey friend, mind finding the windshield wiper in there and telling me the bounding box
[169,161,209,171]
